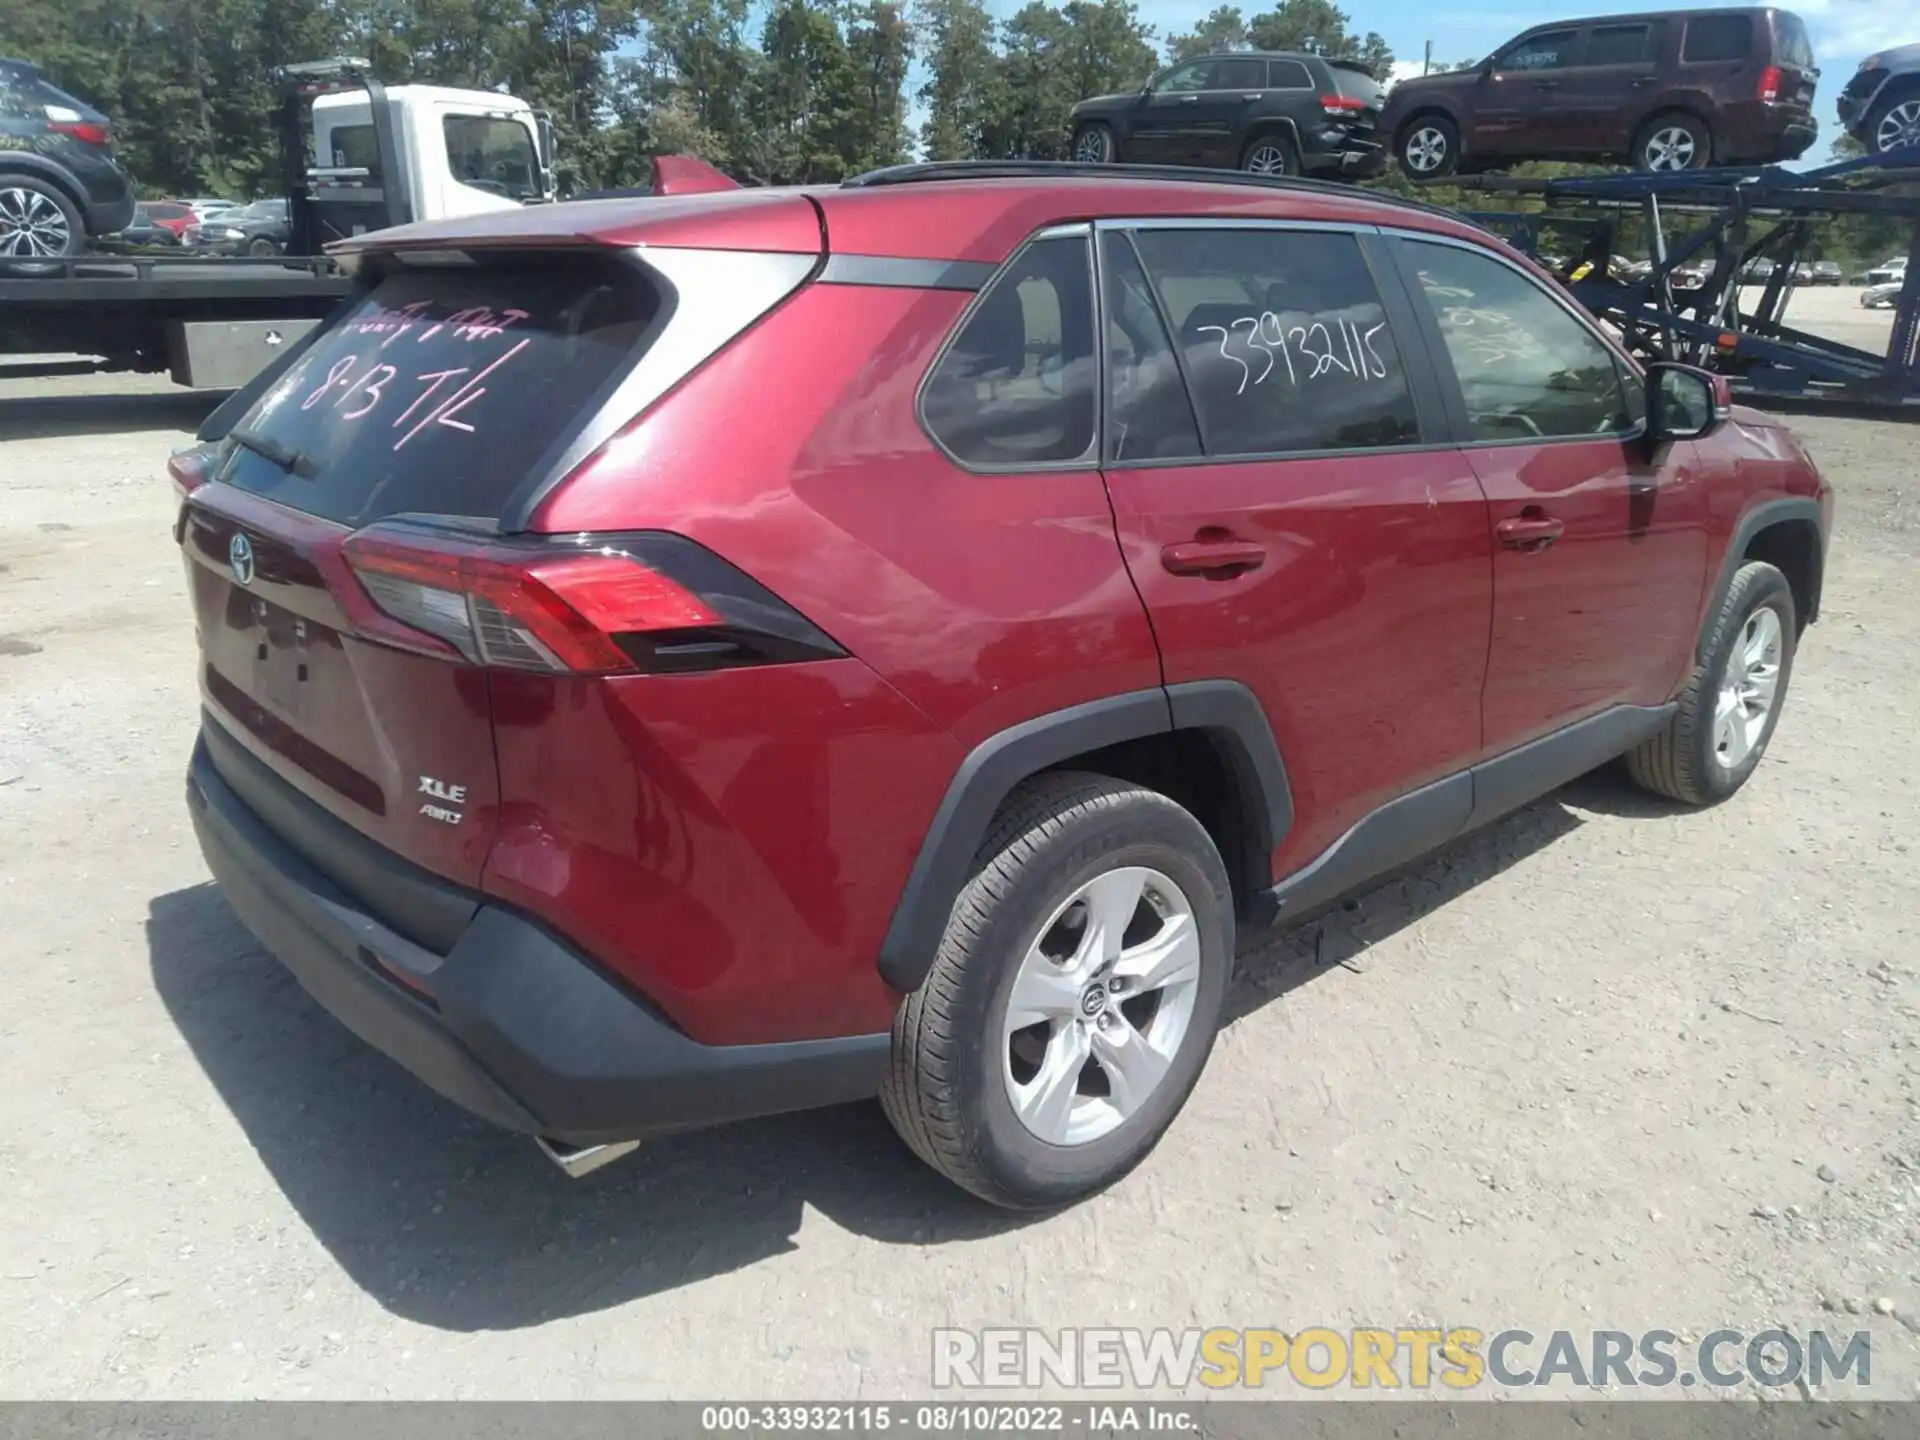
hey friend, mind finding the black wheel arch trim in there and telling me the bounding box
[1698,496,1826,664]
[876,681,1293,994]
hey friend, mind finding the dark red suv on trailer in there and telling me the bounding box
[177,160,1832,1209]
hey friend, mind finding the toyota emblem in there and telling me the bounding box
[228,532,256,587]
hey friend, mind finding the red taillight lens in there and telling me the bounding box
[168,446,215,500]
[1320,95,1367,116]
[48,119,110,146]
[1757,65,1783,102]
[345,531,720,673]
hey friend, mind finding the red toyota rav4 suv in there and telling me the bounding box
[176,161,1832,1210]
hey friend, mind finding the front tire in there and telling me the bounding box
[881,772,1233,1210]
[1626,561,1796,805]
[1635,113,1712,172]
[1072,123,1116,164]
[1868,90,1920,155]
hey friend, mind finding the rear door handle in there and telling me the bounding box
[1532,79,1561,90]
[1161,540,1267,575]
[1241,93,1263,102]
[1179,94,1200,105]
[1495,514,1566,551]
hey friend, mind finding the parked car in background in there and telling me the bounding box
[1383,7,1818,178]
[195,198,290,256]
[1862,281,1900,308]
[0,55,135,261]
[1838,43,1920,154]
[140,199,198,242]
[114,202,184,249]
[1810,260,1842,284]
[1741,256,1776,281]
[174,160,1831,1208]
[1866,256,1908,285]
[1071,50,1385,178]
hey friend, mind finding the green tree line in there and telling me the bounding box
[1,0,1395,195]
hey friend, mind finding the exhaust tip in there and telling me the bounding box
[535,1135,640,1179]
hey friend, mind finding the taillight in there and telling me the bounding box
[44,106,109,146]
[1757,65,1783,102]
[168,445,215,500]
[342,525,844,676]
[1320,95,1367,117]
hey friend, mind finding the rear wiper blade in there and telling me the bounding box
[229,426,315,478]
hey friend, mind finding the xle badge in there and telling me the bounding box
[418,775,467,826]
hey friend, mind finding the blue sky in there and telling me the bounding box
[926,0,1911,162]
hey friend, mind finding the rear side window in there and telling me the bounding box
[221,252,657,525]
[1682,14,1752,63]
[922,236,1097,468]
[1401,240,1634,441]
[1128,227,1420,457]
[1214,58,1267,91]
[1584,24,1657,66]
[1267,59,1313,90]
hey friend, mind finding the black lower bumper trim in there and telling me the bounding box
[187,735,890,1145]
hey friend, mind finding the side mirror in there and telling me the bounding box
[1647,362,1730,442]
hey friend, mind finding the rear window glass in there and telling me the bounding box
[221,253,657,525]
[1682,14,1752,63]
[1774,13,1814,68]
[1326,60,1383,102]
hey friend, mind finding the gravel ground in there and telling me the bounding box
[1,284,1917,1401]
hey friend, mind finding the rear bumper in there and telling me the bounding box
[1716,103,1817,162]
[186,733,889,1146]
[1302,136,1386,179]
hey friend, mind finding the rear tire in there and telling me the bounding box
[1634,112,1712,172]
[1073,123,1116,164]
[0,175,85,273]
[247,236,281,257]
[880,772,1234,1210]
[1396,115,1460,179]
[1240,133,1298,176]
[1626,561,1796,805]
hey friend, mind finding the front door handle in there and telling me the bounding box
[1179,94,1200,105]
[1161,540,1267,576]
[1495,513,1566,552]
[1532,79,1561,90]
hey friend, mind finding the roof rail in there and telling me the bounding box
[840,160,1467,225]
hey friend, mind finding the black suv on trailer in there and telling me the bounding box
[1071,51,1385,178]
[0,57,134,262]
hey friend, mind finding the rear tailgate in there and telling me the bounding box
[180,222,821,948]
[1773,10,1820,108]
[180,248,672,923]
[1326,58,1385,135]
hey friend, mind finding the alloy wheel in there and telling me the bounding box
[0,187,73,258]
[1244,142,1290,176]
[1876,100,1920,155]
[1644,125,1698,171]
[1074,128,1112,163]
[1712,606,1782,770]
[1404,126,1448,174]
[1001,866,1201,1146]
